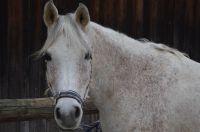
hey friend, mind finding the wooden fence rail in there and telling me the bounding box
[0,98,98,122]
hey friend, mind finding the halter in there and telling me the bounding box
[55,90,84,107]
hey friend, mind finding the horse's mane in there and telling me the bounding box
[91,22,188,59]
[34,17,188,59]
[138,38,189,58]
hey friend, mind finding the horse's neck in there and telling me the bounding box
[87,22,151,109]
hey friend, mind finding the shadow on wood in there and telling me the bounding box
[0,98,98,122]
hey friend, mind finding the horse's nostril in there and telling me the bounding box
[55,107,61,119]
[74,106,81,118]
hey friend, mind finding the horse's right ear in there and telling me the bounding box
[43,0,58,27]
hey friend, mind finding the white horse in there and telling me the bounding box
[38,1,200,132]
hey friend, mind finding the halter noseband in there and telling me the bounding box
[55,90,84,107]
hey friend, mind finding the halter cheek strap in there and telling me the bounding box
[55,90,84,107]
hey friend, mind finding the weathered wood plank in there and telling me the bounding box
[0,98,98,122]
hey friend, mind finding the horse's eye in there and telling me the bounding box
[43,53,52,61]
[84,52,92,60]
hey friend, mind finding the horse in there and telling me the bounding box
[37,1,200,131]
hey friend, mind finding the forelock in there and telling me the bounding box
[64,14,91,51]
[34,14,90,59]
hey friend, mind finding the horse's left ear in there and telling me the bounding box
[43,0,58,27]
[75,3,90,28]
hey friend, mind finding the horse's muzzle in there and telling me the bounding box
[54,98,83,130]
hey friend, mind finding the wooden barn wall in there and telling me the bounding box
[0,0,199,132]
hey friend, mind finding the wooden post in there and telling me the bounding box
[0,98,98,122]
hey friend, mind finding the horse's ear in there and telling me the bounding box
[43,0,58,27]
[75,3,90,28]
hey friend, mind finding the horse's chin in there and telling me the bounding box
[56,121,80,131]
[55,114,82,131]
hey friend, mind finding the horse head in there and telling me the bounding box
[41,1,92,130]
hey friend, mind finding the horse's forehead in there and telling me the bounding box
[62,15,90,51]
[41,14,89,57]
[47,16,75,46]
